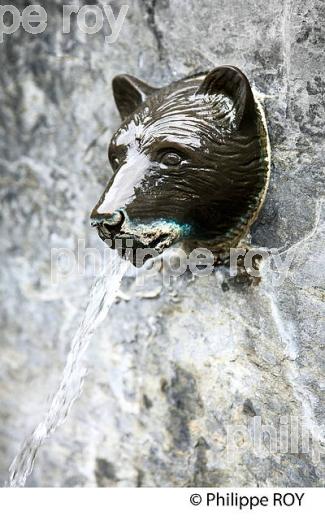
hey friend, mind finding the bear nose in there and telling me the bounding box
[90,209,124,233]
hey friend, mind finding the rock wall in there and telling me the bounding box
[0,0,324,486]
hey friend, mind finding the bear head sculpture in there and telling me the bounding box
[91,65,270,266]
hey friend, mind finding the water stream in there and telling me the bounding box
[9,250,128,487]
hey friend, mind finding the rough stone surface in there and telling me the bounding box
[0,0,324,486]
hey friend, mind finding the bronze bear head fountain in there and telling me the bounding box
[91,66,270,265]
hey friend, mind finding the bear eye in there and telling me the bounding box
[111,155,120,169]
[160,151,182,166]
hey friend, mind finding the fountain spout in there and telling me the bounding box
[91,66,270,265]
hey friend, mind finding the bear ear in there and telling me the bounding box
[112,74,157,120]
[197,66,256,132]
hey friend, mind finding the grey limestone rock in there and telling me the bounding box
[0,0,324,486]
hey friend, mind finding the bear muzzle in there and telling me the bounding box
[90,208,125,239]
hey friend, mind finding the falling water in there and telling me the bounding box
[9,250,128,487]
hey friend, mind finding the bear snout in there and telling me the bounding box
[90,209,125,238]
